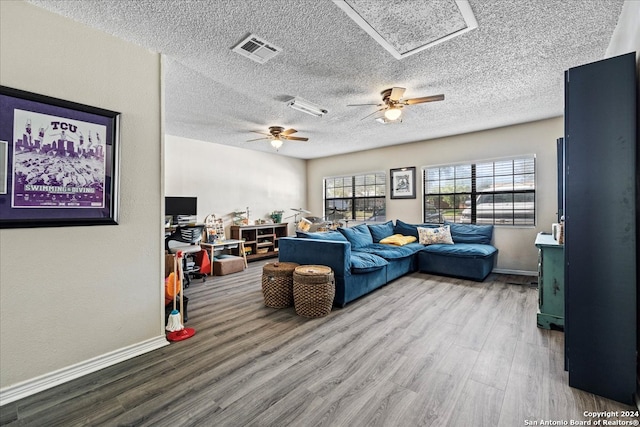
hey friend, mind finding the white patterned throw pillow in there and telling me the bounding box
[417,225,454,245]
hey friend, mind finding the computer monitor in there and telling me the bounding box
[165,196,197,224]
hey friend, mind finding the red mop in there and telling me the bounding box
[166,251,196,341]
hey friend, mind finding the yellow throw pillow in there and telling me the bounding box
[379,234,417,246]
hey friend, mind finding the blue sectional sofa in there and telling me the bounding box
[278,220,498,307]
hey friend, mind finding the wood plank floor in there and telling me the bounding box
[1,260,635,426]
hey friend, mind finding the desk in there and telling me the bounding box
[200,239,247,275]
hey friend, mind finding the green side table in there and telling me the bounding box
[535,233,564,330]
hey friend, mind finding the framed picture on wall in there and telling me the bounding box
[390,166,416,199]
[0,86,120,228]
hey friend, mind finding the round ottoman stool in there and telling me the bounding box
[261,262,299,308]
[293,265,335,318]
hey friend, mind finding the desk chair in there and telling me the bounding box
[165,225,205,287]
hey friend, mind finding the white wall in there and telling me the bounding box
[307,118,564,273]
[0,1,165,402]
[164,135,307,236]
[606,0,640,62]
[167,120,561,274]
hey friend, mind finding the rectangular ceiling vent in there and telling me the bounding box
[232,34,282,64]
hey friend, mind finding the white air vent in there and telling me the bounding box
[232,34,282,64]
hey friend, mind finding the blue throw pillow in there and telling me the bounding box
[368,221,395,242]
[350,252,388,273]
[394,219,439,238]
[338,224,373,250]
[444,221,494,244]
[296,230,348,241]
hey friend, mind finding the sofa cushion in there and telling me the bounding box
[418,225,454,245]
[379,234,417,246]
[356,242,423,260]
[338,224,373,250]
[350,252,388,273]
[368,221,395,242]
[422,242,497,258]
[444,221,494,245]
[296,230,348,241]
[394,219,439,238]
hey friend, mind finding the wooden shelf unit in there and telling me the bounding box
[230,223,288,262]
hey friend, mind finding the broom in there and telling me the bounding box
[167,250,196,341]
[165,252,182,332]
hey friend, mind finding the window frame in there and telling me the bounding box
[422,156,536,226]
[323,171,386,223]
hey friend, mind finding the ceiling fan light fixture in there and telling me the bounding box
[384,107,402,121]
[376,116,402,124]
[270,138,284,150]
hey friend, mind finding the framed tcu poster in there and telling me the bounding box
[0,86,120,228]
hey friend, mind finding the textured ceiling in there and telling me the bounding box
[27,0,624,159]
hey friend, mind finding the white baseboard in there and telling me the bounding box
[493,268,538,277]
[0,335,169,406]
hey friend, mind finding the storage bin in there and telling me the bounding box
[293,265,335,318]
[261,262,299,308]
[213,255,245,276]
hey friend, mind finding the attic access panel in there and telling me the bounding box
[333,0,477,59]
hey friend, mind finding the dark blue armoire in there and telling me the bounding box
[564,52,637,405]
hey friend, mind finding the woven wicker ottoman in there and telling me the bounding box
[293,265,335,318]
[261,262,299,308]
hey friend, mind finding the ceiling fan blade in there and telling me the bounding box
[347,103,381,107]
[250,131,271,136]
[389,87,406,101]
[281,128,297,136]
[360,108,385,121]
[246,137,269,142]
[285,136,308,141]
[404,94,445,105]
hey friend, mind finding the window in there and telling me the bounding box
[324,172,386,222]
[423,157,535,225]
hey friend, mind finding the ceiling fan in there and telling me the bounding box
[247,126,309,150]
[348,87,445,122]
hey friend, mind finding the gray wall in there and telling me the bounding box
[166,119,563,274]
[307,118,564,274]
[0,1,164,401]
